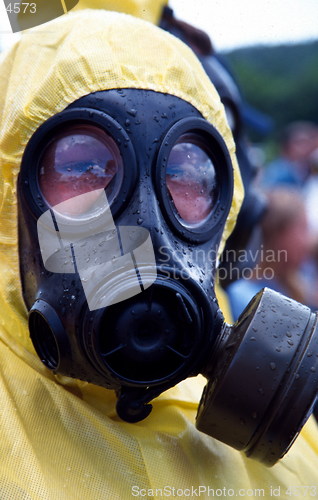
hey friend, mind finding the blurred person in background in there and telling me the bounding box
[301,131,318,311]
[304,130,318,235]
[262,121,318,189]
[227,188,311,320]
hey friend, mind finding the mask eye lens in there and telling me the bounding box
[39,124,123,215]
[166,134,217,225]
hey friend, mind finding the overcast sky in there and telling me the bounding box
[169,0,318,50]
[0,1,318,52]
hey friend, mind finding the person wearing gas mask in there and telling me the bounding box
[1,5,318,500]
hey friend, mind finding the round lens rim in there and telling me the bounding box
[19,108,138,223]
[38,123,124,217]
[155,117,234,243]
[165,132,219,227]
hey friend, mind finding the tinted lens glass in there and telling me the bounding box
[39,124,122,215]
[166,134,217,224]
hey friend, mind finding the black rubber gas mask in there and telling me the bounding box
[18,89,318,466]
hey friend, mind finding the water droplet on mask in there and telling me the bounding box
[270,362,276,371]
[137,218,143,225]
[127,108,137,117]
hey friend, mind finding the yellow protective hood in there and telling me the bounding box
[73,0,168,24]
[2,11,318,500]
[0,8,243,357]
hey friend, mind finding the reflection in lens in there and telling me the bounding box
[166,135,217,224]
[39,124,123,215]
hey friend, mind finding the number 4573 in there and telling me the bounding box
[6,3,37,14]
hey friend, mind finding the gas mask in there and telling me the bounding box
[18,89,318,466]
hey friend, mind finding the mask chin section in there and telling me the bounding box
[83,274,208,422]
[29,300,71,373]
[196,287,318,466]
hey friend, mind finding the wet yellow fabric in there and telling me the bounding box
[215,284,233,324]
[73,0,168,24]
[0,9,317,500]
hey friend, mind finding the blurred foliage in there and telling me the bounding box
[223,41,318,141]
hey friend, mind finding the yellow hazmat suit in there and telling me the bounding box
[0,8,318,500]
